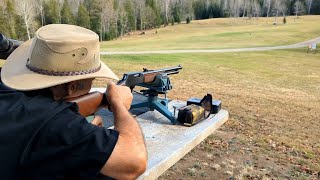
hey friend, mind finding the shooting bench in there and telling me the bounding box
[92,88,229,180]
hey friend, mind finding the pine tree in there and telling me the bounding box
[2,0,27,40]
[172,2,181,24]
[125,0,135,32]
[61,0,75,24]
[186,16,191,24]
[14,15,28,40]
[77,4,90,29]
[5,0,17,39]
[145,0,156,9]
[0,5,10,37]
[171,18,174,26]
[154,7,162,27]
[145,0,161,28]
[45,0,60,24]
[84,0,101,35]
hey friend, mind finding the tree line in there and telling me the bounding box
[0,0,319,41]
[193,0,320,20]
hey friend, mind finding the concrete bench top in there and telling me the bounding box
[136,101,229,180]
[90,88,229,179]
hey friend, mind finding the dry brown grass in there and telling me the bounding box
[100,49,320,179]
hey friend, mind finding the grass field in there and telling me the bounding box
[98,48,320,179]
[101,16,320,51]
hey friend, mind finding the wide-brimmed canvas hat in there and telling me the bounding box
[1,24,118,91]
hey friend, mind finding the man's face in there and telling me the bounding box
[66,78,95,99]
[50,78,95,101]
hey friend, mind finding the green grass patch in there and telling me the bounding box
[101,16,320,51]
[212,31,251,37]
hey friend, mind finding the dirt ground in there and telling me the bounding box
[157,80,320,180]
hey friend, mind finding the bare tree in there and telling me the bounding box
[263,0,272,21]
[252,0,261,18]
[224,0,242,23]
[230,0,242,21]
[272,0,287,24]
[100,0,115,41]
[0,0,5,7]
[0,0,5,15]
[133,0,145,30]
[294,0,305,19]
[164,0,170,24]
[133,0,144,30]
[241,0,248,18]
[57,0,64,23]
[241,0,260,20]
[180,0,194,20]
[307,0,313,14]
[35,0,45,26]
[69,0,82,15]
[15,0,36,40]
[118,3,128,38]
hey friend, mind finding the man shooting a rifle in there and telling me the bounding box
[0,24,147,179]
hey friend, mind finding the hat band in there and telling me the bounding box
[26,63,101,76]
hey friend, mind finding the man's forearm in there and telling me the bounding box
[113,104,146,149]
[111,103,147,178]
[101,83,147,179]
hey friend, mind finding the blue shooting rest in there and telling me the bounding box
[131,73,177,124]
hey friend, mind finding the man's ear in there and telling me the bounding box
[66,81,77,96]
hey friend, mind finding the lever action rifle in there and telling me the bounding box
[68,65,182,117]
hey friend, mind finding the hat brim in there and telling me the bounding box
[1,40,119,91]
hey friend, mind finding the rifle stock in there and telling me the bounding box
[67,92,106,117]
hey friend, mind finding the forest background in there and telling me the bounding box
[0,0,320,41]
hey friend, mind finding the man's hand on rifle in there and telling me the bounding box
[106,82,133,112]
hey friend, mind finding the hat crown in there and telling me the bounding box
[27,24,101,75]
[1,24,119,91]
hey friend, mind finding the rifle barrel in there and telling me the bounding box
[143,65,182,74]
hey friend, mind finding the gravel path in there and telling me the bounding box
[100,37,320,55]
